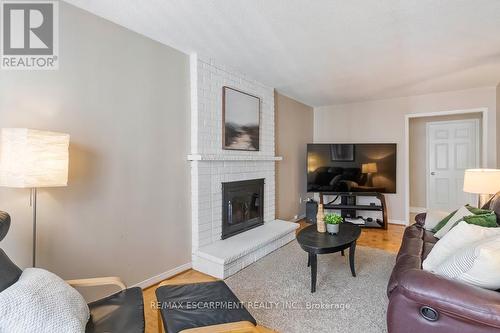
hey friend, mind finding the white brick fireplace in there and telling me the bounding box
[189,55,298,279]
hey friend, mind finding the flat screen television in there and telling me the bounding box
[307,143,397,193]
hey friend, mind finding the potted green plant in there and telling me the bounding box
[324,213,343,234]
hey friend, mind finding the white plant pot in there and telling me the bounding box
[326,223,339,235]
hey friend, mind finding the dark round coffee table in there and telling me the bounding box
[297,223,361,293]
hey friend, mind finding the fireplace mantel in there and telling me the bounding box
[187,154,283,161]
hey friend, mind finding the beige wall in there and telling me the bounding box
[0,3,191,299]
[409,113,482,208]
[314,87,497,222]
[275,93,313,220]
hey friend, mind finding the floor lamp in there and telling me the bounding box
[0,128,70,267]
[463,169,500,208]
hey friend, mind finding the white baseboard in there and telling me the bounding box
[410,206,427,214]
[389,219,408,226]
[132,262,192,289]
[290,214,306,222]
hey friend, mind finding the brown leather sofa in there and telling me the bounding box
[387,194,500,333]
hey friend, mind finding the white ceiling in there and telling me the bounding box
[65,0,500,107]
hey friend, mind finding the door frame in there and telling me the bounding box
[425,119,480,210]
[404,108,488,224]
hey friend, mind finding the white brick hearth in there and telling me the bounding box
[189,55,297,279]
[194,220,298,278]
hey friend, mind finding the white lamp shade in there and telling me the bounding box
[463,169,500,195]
[0,128,70,188]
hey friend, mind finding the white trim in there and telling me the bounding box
[291,214,306,222]
[404,107,488,227]
[389,219,407,225]
[132,262,192,289]
[410,206,427,214]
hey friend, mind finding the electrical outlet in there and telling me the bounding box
[299,197,303,204]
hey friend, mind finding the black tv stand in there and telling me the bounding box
[319,192,387,229]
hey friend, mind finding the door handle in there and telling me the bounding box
[430,172,436,175]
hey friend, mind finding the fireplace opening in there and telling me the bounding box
[222,179,264,239]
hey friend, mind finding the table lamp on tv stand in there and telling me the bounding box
[0,128,70,267]
[463,169,500,208]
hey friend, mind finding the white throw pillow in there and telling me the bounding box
[434,236,500,290]
[423,221,500,272]
[0,268,89,333]
[434,206,472,238]
[424,210,450,231]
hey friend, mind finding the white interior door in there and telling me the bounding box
[427,119,479,210]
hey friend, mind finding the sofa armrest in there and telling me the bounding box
[414,213,426,226]
[66,276,126,291]
[397,269,500,328]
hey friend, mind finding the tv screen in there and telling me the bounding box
[307,143,397,193]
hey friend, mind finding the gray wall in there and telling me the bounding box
[409,113,482,208]
[275,92,313,220]
[0,2,191,298]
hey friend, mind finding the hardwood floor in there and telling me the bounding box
[142,221,405,333]
[296,220,405,253]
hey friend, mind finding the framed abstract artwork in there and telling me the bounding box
[222,86,260,151]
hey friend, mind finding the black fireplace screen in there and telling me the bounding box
[222,179,264,239]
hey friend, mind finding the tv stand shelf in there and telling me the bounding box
[319,192,387,229]
[323,204,383,211]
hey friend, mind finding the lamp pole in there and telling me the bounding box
[30,188,37,267]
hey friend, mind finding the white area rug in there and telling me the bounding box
[225,240,395,333]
